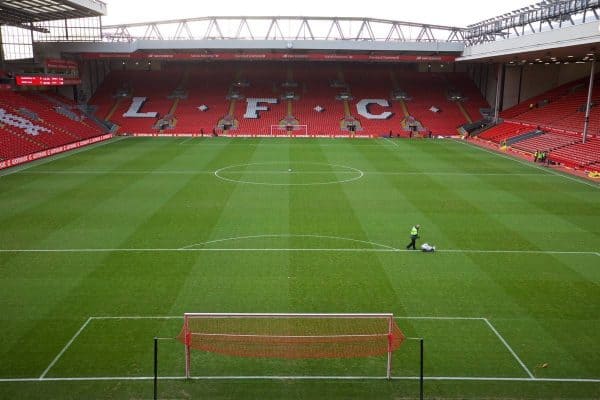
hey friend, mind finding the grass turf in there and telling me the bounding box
[0,137,598,399]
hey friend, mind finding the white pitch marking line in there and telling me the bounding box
[5,315,594,384]
[213,162,364,186]
[436,249,597,255]
[0,248,597,255]
[182,233,398,251]
[90,315,479,321]
[3,375,599,383]
[451,139,600,189]
[39,317,93,380]
[91,316,182,320]
[484,318,535,379]
[90,315,481,321]
[16,170,546,177]
[0,248,399,253]
[383,137,400,147]
[395,316,485,321]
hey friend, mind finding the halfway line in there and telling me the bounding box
[17,170,544,177]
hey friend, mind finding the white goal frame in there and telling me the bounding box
[269,125,309,137]
[182,312,396,379]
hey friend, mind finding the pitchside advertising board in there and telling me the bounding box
[80,51,456,63]
[0,134,112,170]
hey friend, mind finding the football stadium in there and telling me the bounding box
[0,0,599,399]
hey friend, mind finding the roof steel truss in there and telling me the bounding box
[465,0,600,45]
[102,16,466,43]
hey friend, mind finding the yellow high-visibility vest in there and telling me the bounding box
[411,226,418,236]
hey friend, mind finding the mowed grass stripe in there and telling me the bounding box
[391,142,600,377]
[168,139,293,314]
[285,141,402,314]
[0,140,226,377]
[466,252,600,378]
[34,140,253,378]
[356,139,540,250]
[335,141,543,377]
[112,139,251,249]
[441,143,598,378]
[356,140,599,378]
[440,141,599,250]
[36,142,229,249]
[0,138,193,248]
[449,139,600,189]
[0,138,597,399]
[0,140,196,374]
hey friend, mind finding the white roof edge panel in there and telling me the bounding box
[38,40,464,53]
[458,21,600,62]
[64,0,106,15]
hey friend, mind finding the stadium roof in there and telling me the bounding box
[0,0,106,25]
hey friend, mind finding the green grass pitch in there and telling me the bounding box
[0,137,598,399]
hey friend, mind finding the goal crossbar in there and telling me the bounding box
[182,313,395,318]
[178,313,405,379]
[270,124,308,136]
[191,333,390,338]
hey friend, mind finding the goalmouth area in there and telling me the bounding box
[0,137,598,399]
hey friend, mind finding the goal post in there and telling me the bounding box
[177,313,405,379]
[269,124,308,136]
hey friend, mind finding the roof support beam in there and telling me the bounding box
[102,16,465,43]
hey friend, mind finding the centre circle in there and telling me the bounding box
[214,162,364,186]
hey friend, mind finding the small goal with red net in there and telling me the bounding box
[269,124,309,136]
[176,312,405,379]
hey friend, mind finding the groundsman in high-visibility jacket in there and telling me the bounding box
[406,224,420,250]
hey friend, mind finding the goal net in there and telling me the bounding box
[269,124,308,136]
[177,313,405,378]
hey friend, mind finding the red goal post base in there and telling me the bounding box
[177,313,405,379]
